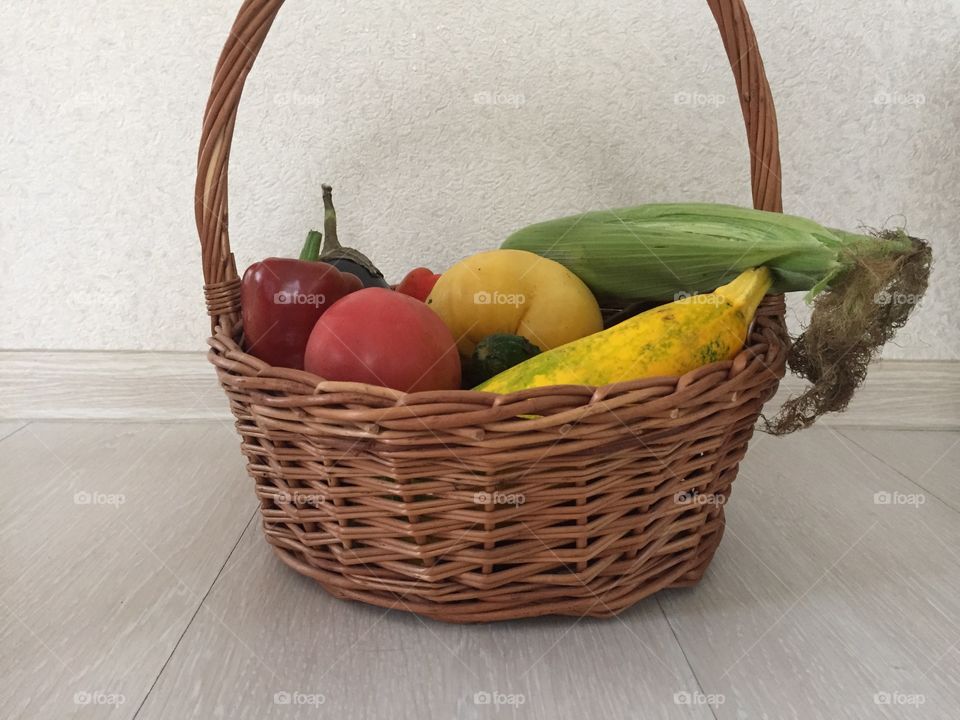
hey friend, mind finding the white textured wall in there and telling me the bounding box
[2,0,957,358]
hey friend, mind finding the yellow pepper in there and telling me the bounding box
[426,249,603,355]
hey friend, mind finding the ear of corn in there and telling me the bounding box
[476,268,772,393]
[501,203,853,302]
[501,202,931,432]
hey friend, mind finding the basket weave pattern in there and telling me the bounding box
[197,0,788,622]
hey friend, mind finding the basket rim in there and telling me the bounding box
[208,294,788,412]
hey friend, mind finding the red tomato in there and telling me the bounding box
[304,288,461,392]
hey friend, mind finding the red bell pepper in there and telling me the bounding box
[396,267,441,302]
[241,231,362,369]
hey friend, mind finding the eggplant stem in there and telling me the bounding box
[321,184,341,252]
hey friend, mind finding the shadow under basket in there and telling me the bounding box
[197,0,790,622]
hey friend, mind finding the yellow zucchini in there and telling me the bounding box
[475,268,771,393]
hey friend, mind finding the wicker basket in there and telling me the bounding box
[196,0,789,622]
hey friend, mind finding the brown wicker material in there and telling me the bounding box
[196,0,789,622]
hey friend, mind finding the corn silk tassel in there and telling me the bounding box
[501,204,933,434]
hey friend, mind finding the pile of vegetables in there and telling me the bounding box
[241,188,931,434]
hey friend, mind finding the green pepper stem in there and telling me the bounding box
[321,184,341,252]
[299,230,323,261]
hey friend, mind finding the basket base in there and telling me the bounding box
[268,520,726,623]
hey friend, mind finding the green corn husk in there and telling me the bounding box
[502,203,933,435]
[502,203,909,302]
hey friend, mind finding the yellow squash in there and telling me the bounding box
[426,249,602,356]
[475,268,771,393]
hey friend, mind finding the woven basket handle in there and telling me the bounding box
[195,0,782,327]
